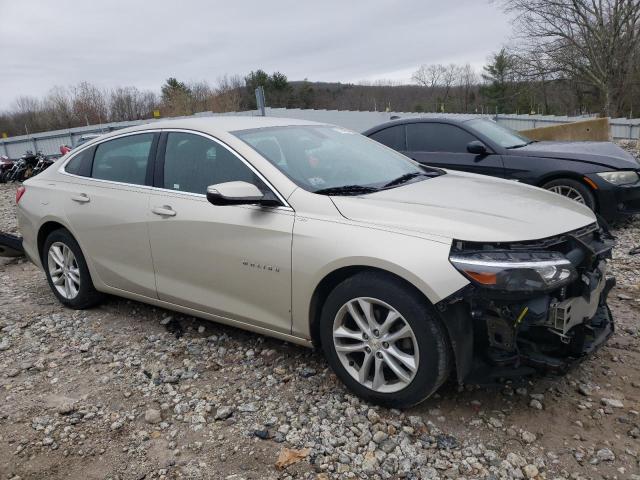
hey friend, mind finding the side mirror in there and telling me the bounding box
[467,140,488,155]
[206,181,280,207]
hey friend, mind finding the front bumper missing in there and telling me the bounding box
[438,224,616,384]
[0,232,24,257]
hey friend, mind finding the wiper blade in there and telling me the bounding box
[314,185,379,196]
[383,171,435,188]
[507,140,536,149]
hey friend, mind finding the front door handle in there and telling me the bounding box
[71,193,90,203]
[151,206,176,217]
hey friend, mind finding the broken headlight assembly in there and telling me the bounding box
[449,250,577,294]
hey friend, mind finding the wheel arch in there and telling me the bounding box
[308,265,447,349]
[37,220,70,261]
[537,172,599,210]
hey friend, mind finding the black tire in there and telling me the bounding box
[42,229,104,309]
[542,178,596,211]
[319,271,451,408]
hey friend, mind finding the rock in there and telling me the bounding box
[160,316,173,325]
[144,408,162,424]
[372,430,388,443]
[577,384,593,396]
[56,401,76,415]
[529,399,543,410]
[299,367,316,378]
[197,325,205,333]
[214,406,233,420]
[596,448,615,462]
[367,409,380,424]
[0,338,10,351]
[521,430,537,444]
[522,464,539,478]
[361,451,379,473]
[601,398,624,408]
[436,434,458,449]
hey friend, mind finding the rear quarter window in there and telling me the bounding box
[64,147,94,177]
[369,125,406,150]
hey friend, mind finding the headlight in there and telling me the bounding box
[449,250,576,293]
[596,170,639,185]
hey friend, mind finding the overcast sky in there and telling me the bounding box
[0,0,512,110]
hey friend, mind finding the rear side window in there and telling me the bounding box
[64,148,94,176]
[92,134,153,185]
[406,123,476,153]
[369,125,406,150]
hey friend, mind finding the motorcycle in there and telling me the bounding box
[0,156,14,183]
[31,154,55,177]
[1,151,44,183]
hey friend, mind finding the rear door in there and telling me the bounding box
[61,132,158,297]
[146,131,294,334]
[404,123,505,177]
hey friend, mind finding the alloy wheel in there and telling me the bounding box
[332,297,419,393]
[47,242,81,299]
[546,185,586,204]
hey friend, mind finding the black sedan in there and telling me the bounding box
[363,117,640,222]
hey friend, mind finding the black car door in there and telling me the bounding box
[403,123,505,177]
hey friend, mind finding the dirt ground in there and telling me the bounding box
[0,181,639,480]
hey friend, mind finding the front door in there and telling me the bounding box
[146,131,294,334]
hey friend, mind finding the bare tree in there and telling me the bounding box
[211,75,244,112]
[503,0,640,116]
[109,87,157,121]
[72,82,108,125]
[412,64,446,88]
[458,64,478,112]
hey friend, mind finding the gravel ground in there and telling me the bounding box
[0,173,639,479]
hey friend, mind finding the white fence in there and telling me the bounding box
[1,108,639,159]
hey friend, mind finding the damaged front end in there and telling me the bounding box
[438,222,616,384]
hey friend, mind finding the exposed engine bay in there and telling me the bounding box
[439,222,616,383]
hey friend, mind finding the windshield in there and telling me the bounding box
[466,118,532,149]
[233,125,434,194]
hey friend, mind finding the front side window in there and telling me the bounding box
[92,133,153,185]
[406,123,477,153]
[234,126,432,193]
[465,118,531,149]
[163,132,262,195]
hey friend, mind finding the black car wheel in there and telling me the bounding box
[543,178,596,211]
[320,271,451,408]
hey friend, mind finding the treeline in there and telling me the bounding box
[2,0,638,137]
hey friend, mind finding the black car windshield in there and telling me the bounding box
[233,125,439,194]
[466,118,532,149]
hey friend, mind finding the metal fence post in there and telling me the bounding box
[255,87,266,116]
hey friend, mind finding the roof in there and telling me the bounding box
[124,116,326,135]
[362,115,486,135]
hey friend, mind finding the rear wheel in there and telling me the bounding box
[320,271,450,408]
[42,229,104,309]
[543,178,596,211]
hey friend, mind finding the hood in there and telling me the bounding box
[510,141,639,170]
[331,171,596,243]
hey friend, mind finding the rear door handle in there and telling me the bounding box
[151,206,176,217]
[71,193,90,203]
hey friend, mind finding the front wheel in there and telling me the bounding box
[320,271,451,408]
[542,178,596,211]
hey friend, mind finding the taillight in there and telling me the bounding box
[16,186,26,204]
